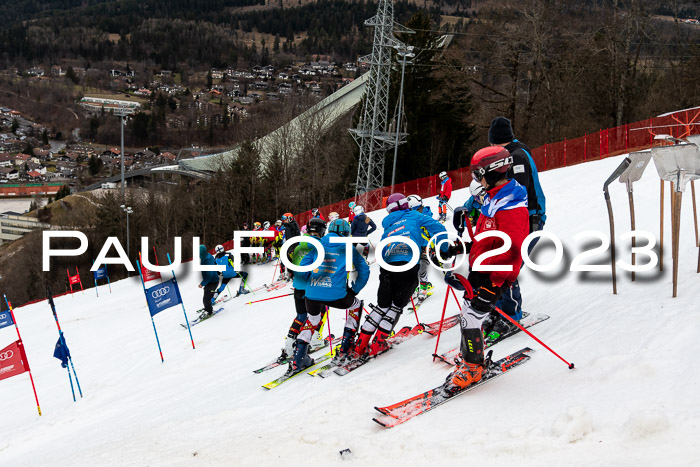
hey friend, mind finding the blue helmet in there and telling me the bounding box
[328,218,351,237]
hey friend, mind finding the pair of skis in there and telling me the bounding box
[373,313,550,427]
[309,314,460,378]
[253,336,341,374]
[373,347,534,427]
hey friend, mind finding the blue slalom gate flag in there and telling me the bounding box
[0,310,14,329]
[93,266,108,280]
[53,335,71,368]
[145,278,182,317]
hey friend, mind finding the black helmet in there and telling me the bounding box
[307,217,327,236]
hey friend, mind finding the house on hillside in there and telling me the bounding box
[0,154,13,167]
[161,151,177,163]
[14,153,31,166]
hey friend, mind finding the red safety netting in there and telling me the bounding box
[301,109,700,221]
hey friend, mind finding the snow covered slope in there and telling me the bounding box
[1,154,699,466]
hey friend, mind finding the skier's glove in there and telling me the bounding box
[471,282,500,313]
[529,214,542,233]
[445,242,465,259]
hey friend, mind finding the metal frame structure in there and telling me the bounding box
[351,0,411,208]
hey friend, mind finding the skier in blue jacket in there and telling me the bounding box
[354,193,448,357]
[291,219,370,373]
[198,244,220,317]
[213,245,249,298]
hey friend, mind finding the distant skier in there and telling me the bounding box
[437,171,452,223]
[311,207,326,221]
[293,219,370,372]
[241,222,251,265]
[197,244,221,318]
[353,193,447,358]
[281,213,301,240]
[214,245,249,297]
[348,201,357,222]
[350,204,376,259]
[251,222,263,263]
[328,211,340,222]
[278,218,328,362]
[442,146,529,393]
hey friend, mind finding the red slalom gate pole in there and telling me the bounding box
[4,295,42,416]
[494,306,575,369]
[432,286,452,362]
[245,292,293,305]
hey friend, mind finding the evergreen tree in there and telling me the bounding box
[88,154,103,176]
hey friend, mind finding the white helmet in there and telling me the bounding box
[263,221,271,229]
[353,205,364,215]
[406,194,423,210]
[215,244,225,254]
[469,179,487,204]
[439,171,448,180]
[329,211,340,221]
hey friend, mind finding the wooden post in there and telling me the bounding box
[671,189,682,298]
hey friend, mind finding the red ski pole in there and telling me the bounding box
[449,286,463,310]
[271,258,279,283]
[494,306,575,369]
[409,295,421,327]
[432,286,451,362]
[245,292,293,305]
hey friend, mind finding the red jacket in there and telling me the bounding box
[440,177,452,199]
[469,183,529,287]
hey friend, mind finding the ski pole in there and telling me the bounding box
[271,258,279,283]
[245,292,293,305]
[449,286,462,310]
[432,286,452,362]
[325,307,333,356]
[409,295,421,327]
[494,306,575,369]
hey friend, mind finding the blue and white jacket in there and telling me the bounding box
[300,233,370,301]
[380,209,447,262]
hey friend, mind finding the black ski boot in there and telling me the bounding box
[334,327,357,364]
[286,339,314,376]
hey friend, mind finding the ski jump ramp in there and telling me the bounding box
[180,72,369,172]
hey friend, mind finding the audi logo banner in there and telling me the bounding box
[145,278,182,317]
[0,340,29,382]
[0,311,14,330]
